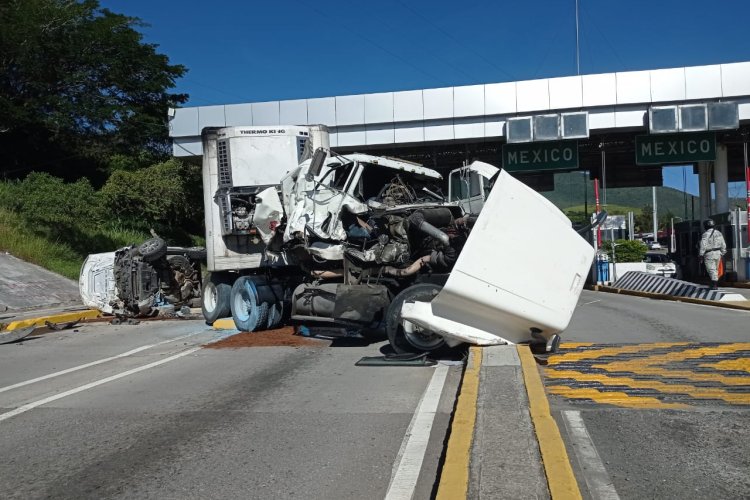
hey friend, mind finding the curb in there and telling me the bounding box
[517,345,582,500]
[436,346,482,500]
[586,284,750,311]
[1,310,102,332]
[437,345,582,499]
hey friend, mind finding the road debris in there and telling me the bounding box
[44,319,80,331]
[205,327,327,348]
[0,327,35,345]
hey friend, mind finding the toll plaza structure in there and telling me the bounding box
[168,60,750,278]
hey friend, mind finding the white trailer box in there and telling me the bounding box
[202,126,329,272]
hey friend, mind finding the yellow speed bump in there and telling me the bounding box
[545,342,750,408]
[518,345,582,500]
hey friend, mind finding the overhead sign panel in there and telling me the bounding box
[503,140,578,172]
[635,132,716,165]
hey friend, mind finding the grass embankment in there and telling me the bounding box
[0,208,148,280]
[564,203,638,214]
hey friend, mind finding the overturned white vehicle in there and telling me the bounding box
[201,126,595,353]
[80,238,204,317]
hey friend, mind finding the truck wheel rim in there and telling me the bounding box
[234,279,258,325]
[234,292,251,321]
[141,241,158,253]
[205,284,217,312]
[402,320,443,351]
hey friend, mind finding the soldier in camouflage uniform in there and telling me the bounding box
[698,219,726,290]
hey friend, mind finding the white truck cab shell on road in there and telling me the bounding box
[402,169,595,346]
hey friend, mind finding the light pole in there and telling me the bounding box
[610,227,619,283]
[670,217,682,254]
[652,186,658,246]
[576,0,584,75]
[583,170,588,217]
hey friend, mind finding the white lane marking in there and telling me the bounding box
[562,410,620,500]
[581,300,601,306]
[0,331,204,395]
[0,346,202,423]
[385,365,449,500]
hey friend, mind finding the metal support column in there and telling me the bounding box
[698,161,712,220]
[715,144,729,214]
[652,186,658,242]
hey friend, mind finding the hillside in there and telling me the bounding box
[542,171,747,218]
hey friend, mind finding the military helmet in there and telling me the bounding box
[704,219,715,230]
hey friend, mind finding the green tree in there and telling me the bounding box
[634,205,653,233]
[659,210,676,229]
[0,0,187,180]
[3,172,100,233]
[99,159,202,234]
[601,239,647,263]
[565,210,589,226]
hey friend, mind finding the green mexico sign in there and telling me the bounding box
[502,140,578,172]
[635,132,716,165]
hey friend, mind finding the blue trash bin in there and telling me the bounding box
[597,257,609,282]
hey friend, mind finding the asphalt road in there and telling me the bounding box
[0,320,461,499]
[548,290,750,500]
[2,291,747,500]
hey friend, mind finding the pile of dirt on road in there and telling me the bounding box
[205,326,328,348]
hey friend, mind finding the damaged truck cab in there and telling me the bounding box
[201,125,595,354]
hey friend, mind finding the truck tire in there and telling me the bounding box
[137,237,167,262]
[202,274,231,325]
[184,247,207,261]
[231,276,269,332]
[266,298,285,329]
[386,283,446,354]
[167,255,193,274]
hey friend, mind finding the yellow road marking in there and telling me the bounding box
[593,343,750,375]
[545,370,750,405]
[546,386,689,409]
[700,358,750,373]
[548,343,692,365]
[611,366,750,386]
[551,363,750,386]
[436,346,482,500]
[518,345,582,500]
[545,343,750,408]
[559,342,595,348]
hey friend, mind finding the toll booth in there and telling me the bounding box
[599,215,627,241]
[674,220,704,280]
[712,210,749,281]
[675,211,749,281]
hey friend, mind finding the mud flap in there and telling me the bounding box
[0,327,35,344]
[355,352,436,367]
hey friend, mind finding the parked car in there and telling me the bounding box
[643,252,679,278]
[80,237,206,316]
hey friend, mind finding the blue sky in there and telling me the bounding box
[101,0,750,196]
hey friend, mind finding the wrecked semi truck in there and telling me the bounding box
[201,125,595,353]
